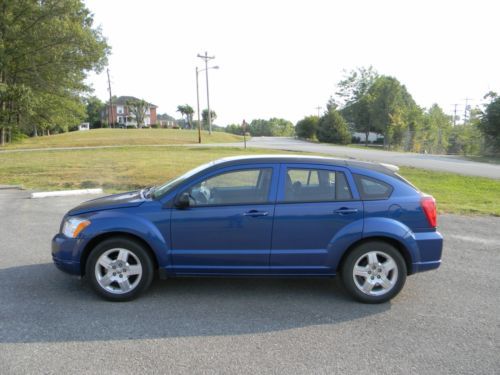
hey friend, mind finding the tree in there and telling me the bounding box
[479,93,500,155]
[366,76,421,149]
[0,0,109,144]
[295,116,319,139]
[126,99,149,127]
[268,118,295,136]
[418,104,452,153]
[317,109,350,144]
[176,104,194,128]
[225,123,244,135]
[202,109,217,130]
[85,96,104,128]
[336,66,379,107]
[336,67,379,146]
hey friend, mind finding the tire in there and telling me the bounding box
[86,237,154,301]
[341,241,407,304]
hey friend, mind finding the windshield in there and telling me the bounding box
[152,161,215,199]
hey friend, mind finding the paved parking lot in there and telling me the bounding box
[0,188,499,374]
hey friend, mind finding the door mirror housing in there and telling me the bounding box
[175,192,190,209]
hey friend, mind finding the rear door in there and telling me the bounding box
[270,163,363,275]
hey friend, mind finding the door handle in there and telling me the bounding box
[334,207,359,215]
[243,210,269,217]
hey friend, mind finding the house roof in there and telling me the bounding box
[113,96,157,108]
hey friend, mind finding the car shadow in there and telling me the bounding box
[0,263,390,343]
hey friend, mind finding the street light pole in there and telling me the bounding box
[196,67,201,143]
[197,51,215,135]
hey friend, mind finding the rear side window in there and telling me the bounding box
[284,168,352,202]
[353,174,393,200]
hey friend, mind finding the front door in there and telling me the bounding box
[171,165,277,275]
[271,164,363,275]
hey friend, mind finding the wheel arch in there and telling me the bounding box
[80,232,159,277]
[337,236,414,276]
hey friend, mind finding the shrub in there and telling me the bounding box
[317,109,351,144]
[295,116,319,139]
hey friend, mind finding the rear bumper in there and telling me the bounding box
[411,230,443,274]
[51,233,81,275]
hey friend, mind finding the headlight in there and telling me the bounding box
[62,217,91,238]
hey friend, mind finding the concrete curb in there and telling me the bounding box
[0,185,23,190]
[31,188,103,199]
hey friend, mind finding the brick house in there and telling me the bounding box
[102,96,157,127]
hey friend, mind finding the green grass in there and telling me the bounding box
[0,147,287,192]
[4,128,243,149]
[398,167,500,216]
[0,146,498,216]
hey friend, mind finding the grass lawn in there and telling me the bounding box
[4,128,242,149]
[1,146,499,215]
[398,167,500,216]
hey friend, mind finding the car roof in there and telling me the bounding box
[209,155,399,176]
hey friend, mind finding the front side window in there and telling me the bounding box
[353,174,393,200]
[185,168,273,206]
[284,168,352,202]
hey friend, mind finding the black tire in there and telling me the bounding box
[341,241,407,304]
[86,237,154,301]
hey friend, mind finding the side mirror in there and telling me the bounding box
[175,192,190,209]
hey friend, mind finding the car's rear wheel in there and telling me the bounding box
[86,238,154,301]
[341,241,407,303]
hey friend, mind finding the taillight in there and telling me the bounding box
[420,195,437,228]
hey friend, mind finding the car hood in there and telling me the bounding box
[68,191,145,215]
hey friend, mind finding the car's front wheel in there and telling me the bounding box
[86,237,154,301]
[341,241,407,303]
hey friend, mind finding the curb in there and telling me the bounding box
[0,185,23,190]
[31,188,103,199]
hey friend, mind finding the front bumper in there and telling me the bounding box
[51,233,82,275]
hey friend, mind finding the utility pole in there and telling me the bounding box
[107,68,113,128]
[452,104,459,126]
[197,51,215,135]
[195,67,201,143]
[315,106,321,117]
[463,98,471,125]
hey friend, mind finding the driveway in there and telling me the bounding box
[238,137,500,179]
[0,189,499,374]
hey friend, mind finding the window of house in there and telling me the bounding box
[185,168,273,206]
[353,174,393,200]
[284,168,352,202]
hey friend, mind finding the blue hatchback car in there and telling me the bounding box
[52,155,443,303]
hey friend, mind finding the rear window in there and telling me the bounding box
[353,174,393,200]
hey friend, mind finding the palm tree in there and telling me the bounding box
[177,104,195,129]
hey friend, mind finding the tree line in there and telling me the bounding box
[0,0,109,145]
[295,67,499,156]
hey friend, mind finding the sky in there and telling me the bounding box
[85,0,500,126]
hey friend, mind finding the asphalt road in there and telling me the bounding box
[234,137,500,179]
[0,189,499,374]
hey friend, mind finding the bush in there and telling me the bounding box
[150,124,159,128]
[317,109,351,144]
[295,116,319,139]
